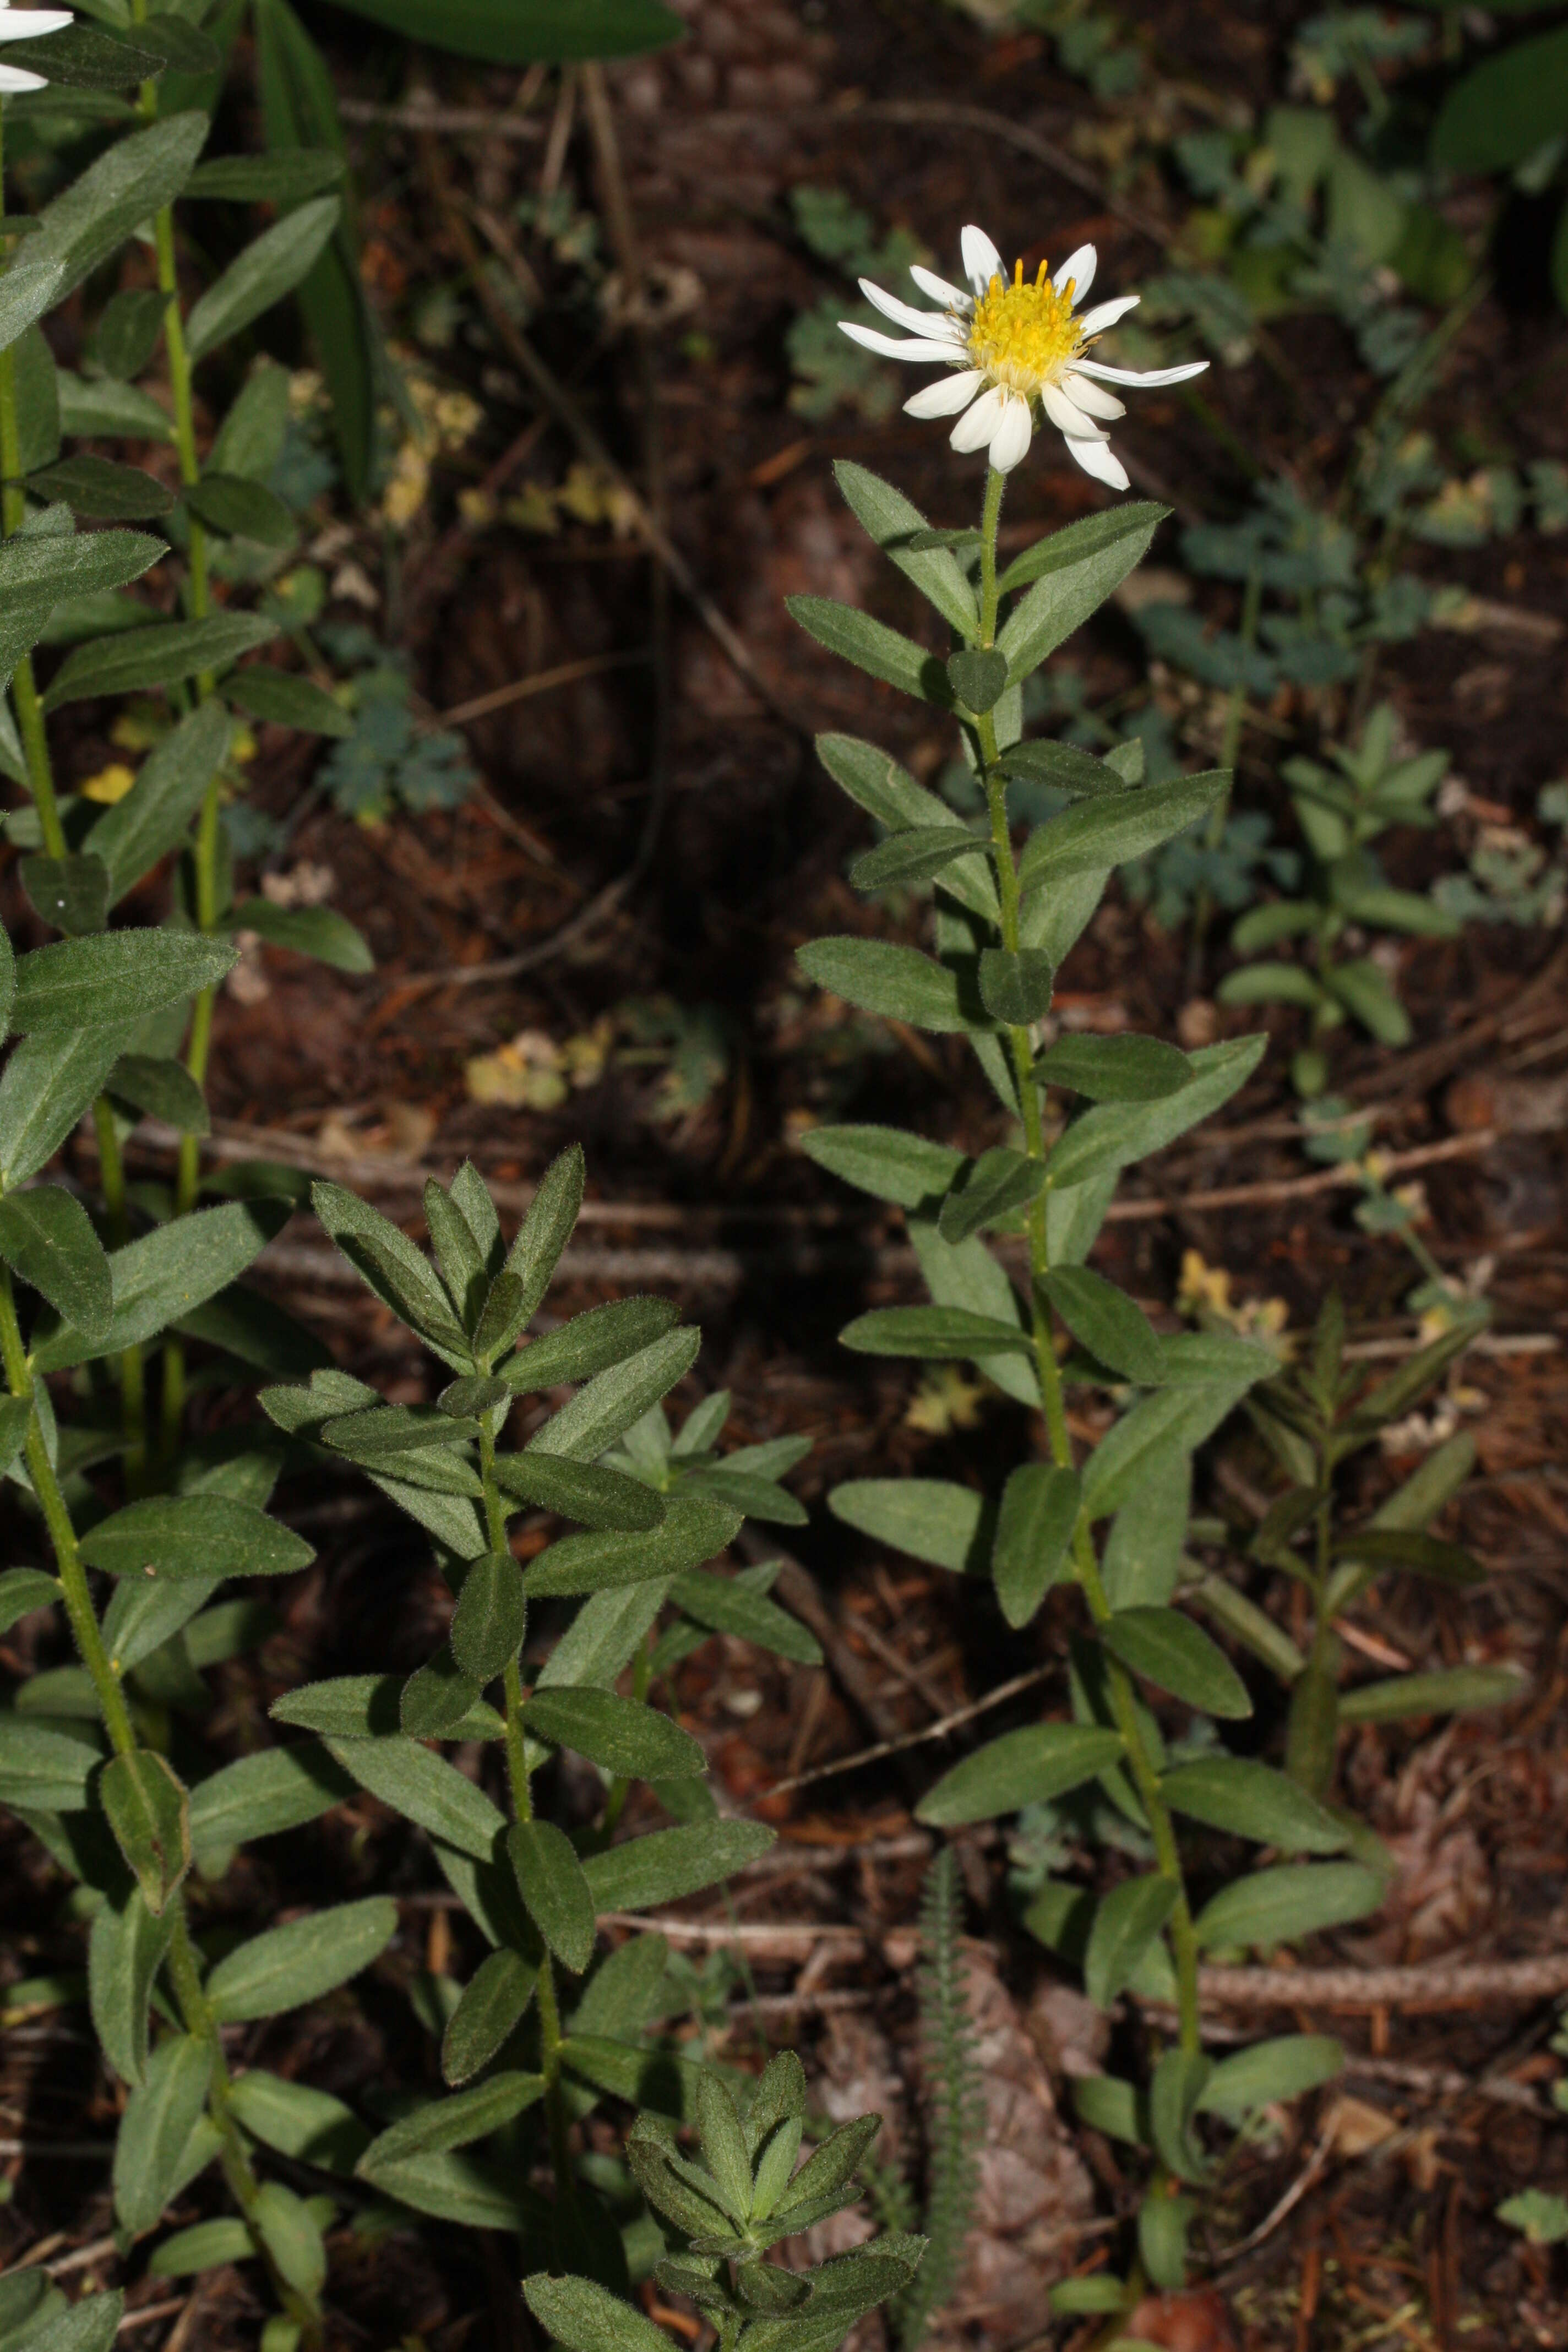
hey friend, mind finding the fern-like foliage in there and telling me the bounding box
[897,1848,984,2350]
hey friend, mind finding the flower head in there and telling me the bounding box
[0,0,75,95]
[840,222,1207,489]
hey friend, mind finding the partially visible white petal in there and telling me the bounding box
[1042,380,1106,439]
[839,320,973,364]
[1064,434,1131,492]
[910,264,972,312]
[989,393,1033,473]
[0,59,46,86]
[1054,244,1097,302]
[1073,358,1210,387]
[960,224,1004,296]
[1060,371,1125,420]
[0,9,70,36]
[1077,293,1140,336]
[904,369,987,418]
[950,382,1006,453]
[859,279,963,340]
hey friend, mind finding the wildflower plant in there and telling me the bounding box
[786,222,1498,2311]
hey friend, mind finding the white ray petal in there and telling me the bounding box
[839,320,971,364]
[950,382,1006,454]
[1053,244,1097,303]
[1042,380,1106,439]
[859,279,962,339]
[1065,434,1131,492]
[1073,358,1210,388]
[960,224,1004,296]
[1077,293,1140,337]
[989,394,1034,474]
[910,264,972,312]
[1060,372,1125,420]
[905,369,987,418]
[0,10,71,36]
[0,59,46,86]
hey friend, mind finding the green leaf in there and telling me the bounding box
[10,930,233,1034]
[224,663,353,737]
[252,2181,326,2301]
[522,1687,705,1779]
[311,1179,467,1360]
[1198,2034,1342,2125]
[492,1451,666,1531]
[937,1145,1045,1245]
[90,1897,175,2086]
[1035,1033,1195,1102]
[355,2145,542,2233]
[522,1494,741,1598]
[1215,961,1323,1012]
[992,1462,1079,1627]
[834,461,978,640]
[87,700,233,905]
[56,371,175,442]
[0,1716,95,1811]
[668,1568,822,1665]
[1019,771,1228,892]
[502,1297,681,1401]
[225,896,373,973]
[799,1123,963,1210]
[944,646,1008,712]
[1161,1757,1348,1853]
[977,946,1054,1026]
[100,1749,190,1914]
[1322,956,1409,1046]
[36,113,209,306]
[1337,1664,1523,1722]
[1193,1859,1385,1952]
[1047,1036,1268,1199]
[786,595,946,704]
[19,852,109,937]
[797,936,986,1035]
[997,503,1168,676]
[0,1187,112,1340]
[829,1477,986,1576]
[187,471,297,546]
[3,20,160,84]
[1149,2045,1212,2184]
[184,196,340,363]
[223,2069,370,2171]
[522,2276,672,2352]
[34,1201,291,1369]
[1085,1874,1177,2010]
[323,1735,507,1861]
[1431,25,1568,171]
[26,455,175,521]
[1042,1266,1164,1384]
[0,1026,135,1186]
[1498,2191,1568,2248]
[507,1819,596,1973]
[917,1723,1124,1826]
[443,1948,536,2087]
[359,2072,546,2175]
[186,150,346,203]
[80,1495,313,1581]
[849,824,985,894]
[148,2220,255,2279]
[0,521,164,628]
[0,1564,60,1632]
[106,1054,209,1134]
[840,1304,1032,1361]
[11,326,59,475]
[1329,1528,1483,1587]
[581,1820,775,1912]
[400,1647,484,1741]
[815,733,998,921]
[187,1740,353,1876]
[324,0,684,62]
[112,2033,214,2237]
[1102,1607,1251,1719]
[43,612,280,710]
[449,1549,528,1681]
[206,1896,398,2021]
[995,737,1129,799]
[0,245,66,360]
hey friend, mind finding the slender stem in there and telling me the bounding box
[91,1102,149,1490]
[972,465,1204,2067]
[0,286,67,861]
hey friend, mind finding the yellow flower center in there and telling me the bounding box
[966,259,1082,395]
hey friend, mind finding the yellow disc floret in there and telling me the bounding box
[966,259,1083,395]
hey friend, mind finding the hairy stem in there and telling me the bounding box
[972,463,1204,2067]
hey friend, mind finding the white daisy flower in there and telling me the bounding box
[0,0,74,95]
[840,222,1208,490]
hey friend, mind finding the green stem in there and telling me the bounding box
[972,464,1204,2068]
[92,1103,149,1490]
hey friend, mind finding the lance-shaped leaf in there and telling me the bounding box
[1337,1664,1523,1723]
[938,1145,1045,1246]
[0,1024,136,1185]
[799,1123,963,1210]
[997,503,1168,673]
[1198,2034,1342,2125]
[500,1295,681,1396]
[834,461,978,640]
[206,1896,399,2021]
[523,1324,699,1461]
[0,1186,112,1341]
[186,196,340,362]
[1160,1757,1348,1853]
[523,2276,673,2352]
[1018,771,1228,892]
[225,665,353,737]
[100,1750,190,1914]
[442,1948,536,2088]
[829,1478,988,1577]
[581,1820,775,1912]
[358,2072,545,2175]
[786,596,948,704]
[187,1740,354,1877]
[918,1723,1124,1826]
[506,1819,596,1973]
[1042,1265,1164,1385]
[839,1305,1033,1361]
[226,897,372,973]
[492,1451,666,1532]
[43,612,279,709]
[522,1687,705,1779]
[522,1495,741,1598]
[89,1887,173,2086]
[850,824,986,894]
[1193,1860,1386,1952]
[668,1568,823,1665]
[113,2034,217,2238]
[311,1179,468,1360]
[797,937,989,1035]
[992,1463,1079,1628]
[323,1735,507,1860]
[1085,1874,1178,2011]
[449,1550,528,1682]
[1035,1032,1195,1102]
[994,737,1130,799]
[79,1494,313,1581]
[1102,1607,1252,1719]
[10,930,237,1035]
[0,1716,95,1811]
[86,700,233,904]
